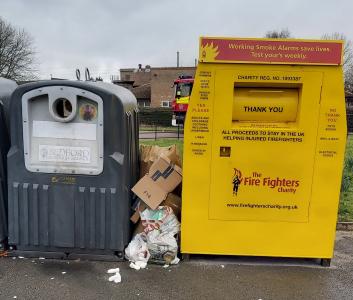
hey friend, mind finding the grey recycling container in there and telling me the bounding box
[7,80,139,258]
[0,78,17,247]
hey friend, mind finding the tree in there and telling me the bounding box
[0,17,37,81]
[322,33,353,94]
[265,29,292,39]
[322,33,352,68]
[345,66,353,95]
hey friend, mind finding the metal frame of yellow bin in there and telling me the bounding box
[181,36,347,265]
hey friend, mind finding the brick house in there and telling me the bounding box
[113,65,196,107]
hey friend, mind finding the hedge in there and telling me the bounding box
[139,107,173,127]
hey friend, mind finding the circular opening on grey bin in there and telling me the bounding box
[53,98,73,119]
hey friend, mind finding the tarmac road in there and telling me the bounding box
[0,231,352,300]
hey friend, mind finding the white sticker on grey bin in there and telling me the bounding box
[33,121,97,141]
[38,145,91,164]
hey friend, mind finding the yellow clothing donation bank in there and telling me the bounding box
[181,37,346,265]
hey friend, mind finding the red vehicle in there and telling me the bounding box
[171,75,194,125]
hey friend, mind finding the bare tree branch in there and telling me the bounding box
[321,32,353,67]
[265,29,292,39]
[322,32,353,94]
[0,17,38,81]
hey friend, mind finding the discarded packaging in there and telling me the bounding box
[141,206,180,264]
[162,193,181,220]
[125,233,150,269]
[126,206,181,266]
[107,268,121,283]
[130,201,148,224]
[129,146,182,266]
[140,144,181,178]
[129,261,147,270]
[132,155,182,210]
[107,268,120,274]
[108,273,121,283]
[130,193,181,227]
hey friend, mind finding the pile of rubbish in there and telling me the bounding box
[126,145,182,268]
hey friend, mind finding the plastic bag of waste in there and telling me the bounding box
[140,206,180,234]
[125,233,150,269]
[140,206,180,264]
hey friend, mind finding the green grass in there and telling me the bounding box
[140,137,353,221]
[339,135,353,221]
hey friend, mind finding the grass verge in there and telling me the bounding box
[339,135,353,221]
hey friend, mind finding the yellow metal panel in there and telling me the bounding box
[233,87,298,122]
[181,38,346,259]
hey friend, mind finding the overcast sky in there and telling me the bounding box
[1,0,352,81]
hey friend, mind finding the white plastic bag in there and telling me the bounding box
[140,206,180,263]
[146,229,179,262]
[125,233,150,269]
[140,206,180,234]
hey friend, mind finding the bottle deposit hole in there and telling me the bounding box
[54,98,72,118]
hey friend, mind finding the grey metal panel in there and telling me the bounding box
[41,185,49,246]
[13,182,20,244]
[7,80,138,255]
[32,184,39,246]
[76,187,85,249]
[22,86,104,175]
[99,188,106,249]
[9,182,127,251]
[22,183,29,245]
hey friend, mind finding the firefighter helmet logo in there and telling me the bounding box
[233,168,242,196]
[200,42,220,61]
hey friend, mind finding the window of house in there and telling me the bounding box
[161,101,171,108]
[138,100,151,107]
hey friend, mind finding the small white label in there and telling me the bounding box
[33,121,97,141]
[39,145,91,164]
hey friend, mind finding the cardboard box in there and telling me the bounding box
[132,155,182,210]
[162,193,182,219]
[130,201,148,224]
[139,144,181,178]
[131,193,182,224]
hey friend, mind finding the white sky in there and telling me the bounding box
[1,0,352,81]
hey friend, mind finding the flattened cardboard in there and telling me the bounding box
[130,201,148,224]
[131,155,182,210]
[130,210,140,224]
[140,144,182,178]
[162,193,182,219]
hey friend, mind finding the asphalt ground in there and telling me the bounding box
[0,231,352,300]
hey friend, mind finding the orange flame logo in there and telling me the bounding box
[200,42,220,61]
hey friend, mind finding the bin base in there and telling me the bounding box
[181,253,331,267]
[8,250,124,262]
[320,258,331,267]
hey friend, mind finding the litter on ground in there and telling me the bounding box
[107,268,121,283]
